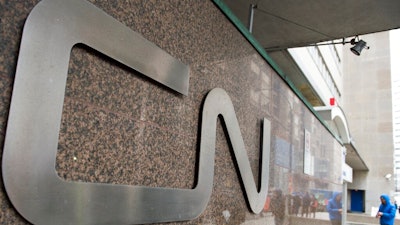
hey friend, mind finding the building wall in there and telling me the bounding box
[390,29,400,192]
[1,1,344,224]
[343,31,394,213]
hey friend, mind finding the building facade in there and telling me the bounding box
[343,31,394,213]
[284,31,396,215]
[391,29,400,193]
[0,1,368,225]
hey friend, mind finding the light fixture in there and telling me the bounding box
[310,36,370,56]
[349,36,369,56]
[385,173,392,181]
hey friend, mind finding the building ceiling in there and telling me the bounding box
[222,0,400,50]
[222,0,400,108]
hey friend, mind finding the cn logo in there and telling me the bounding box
[2,0,270,224]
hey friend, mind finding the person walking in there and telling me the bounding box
[376,194,396,225]
[310,194,318,218]
[292,194,301,216]
[301,192,311,217]
[327,192,342,225]
[270,189,285,225]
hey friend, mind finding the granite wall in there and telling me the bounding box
[1,0,343,224]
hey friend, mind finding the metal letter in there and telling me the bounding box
[2,0,270,223]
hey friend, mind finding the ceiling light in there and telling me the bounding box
[350,39,369,56]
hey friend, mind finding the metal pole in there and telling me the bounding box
[248,4,256,33]
[342,182,347,225]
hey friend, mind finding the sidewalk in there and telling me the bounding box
[347,212,400,225]
[237,212,399,225]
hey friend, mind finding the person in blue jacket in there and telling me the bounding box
[326,192,342,225]
[376,194,396,225]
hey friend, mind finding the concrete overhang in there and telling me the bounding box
[221,0,400,107]
[344,141,369,171]
[222,0,400,50]
[267,50,324,106]
[314,106,369,171]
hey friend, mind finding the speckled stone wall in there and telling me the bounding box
[1,1,342,224]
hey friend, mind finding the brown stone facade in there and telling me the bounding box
[1,0,342,224]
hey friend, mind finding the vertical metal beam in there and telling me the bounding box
[342,182,347,225]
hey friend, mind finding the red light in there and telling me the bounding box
[330,98,335,106]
